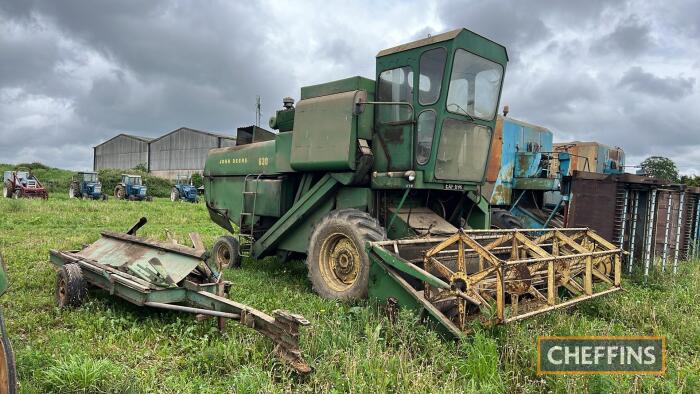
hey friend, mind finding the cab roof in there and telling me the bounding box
[376,28,508,60]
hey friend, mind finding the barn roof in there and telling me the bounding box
[94,133,153,148]
[148,127,236,144]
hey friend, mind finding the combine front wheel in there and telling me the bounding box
[307,209,386,300]
[0,311,17,394]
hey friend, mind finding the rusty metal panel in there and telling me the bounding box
[567,174,618,241]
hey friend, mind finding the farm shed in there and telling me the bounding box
[93,134,152,171]
[148,127,236,179]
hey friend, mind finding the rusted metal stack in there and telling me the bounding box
[565,171,700,275]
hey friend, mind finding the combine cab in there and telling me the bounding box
[2,169,48,199]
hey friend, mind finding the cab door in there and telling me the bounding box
[374,66,414,171]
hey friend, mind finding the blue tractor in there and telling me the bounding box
[114,174,150,201]
[69,171,107,200]
[171,175,198,203]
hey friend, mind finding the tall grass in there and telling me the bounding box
[0,196,698,392]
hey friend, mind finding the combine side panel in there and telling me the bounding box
[252,174,340,258]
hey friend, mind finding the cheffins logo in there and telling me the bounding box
[537,336,666,375]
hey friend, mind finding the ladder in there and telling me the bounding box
[238,174,262,257]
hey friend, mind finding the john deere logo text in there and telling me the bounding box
[537,336,666,375]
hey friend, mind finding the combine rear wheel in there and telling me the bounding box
[213,236,241,269]
[491,209,524,229]
[55,264,87,308]
[307,209,386,300]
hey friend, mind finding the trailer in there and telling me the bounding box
[49,218,311,374]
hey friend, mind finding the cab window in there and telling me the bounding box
[418,48,447,105]
[377,66,413,123]
[446,49,503,120]
[416,110,436,165]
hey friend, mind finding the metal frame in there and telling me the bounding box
[49,219,311,373]
[368,227,622,336]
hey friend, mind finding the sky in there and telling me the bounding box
[1,0,698,174]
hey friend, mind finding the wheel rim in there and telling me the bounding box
[57,276,66,306]
[117,189,124,199]
[171,190,176,201]
[69,187,74,198]
[318,233,361,291]
[0,338,8,391]
[216,244,231,269]
[1,187,6,198]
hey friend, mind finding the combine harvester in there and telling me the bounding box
[483,112,572,229]
[203,28,624,335]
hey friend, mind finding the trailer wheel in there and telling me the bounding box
[114,186,125,200]
[55,264,87,308]
[170,187,180,202]
[0,311,17,394]
[213,236,241,269]
[491,209,524,229]
[307,209,386,300]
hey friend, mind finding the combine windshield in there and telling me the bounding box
[435,118,491,182]
[446,49,503,120]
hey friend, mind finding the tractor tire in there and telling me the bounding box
[55,263,87,308]
[307,209,386,300]
[0,311,17,394]
[11,190,20,200]
[213,236,241,269]
[170,187,179,202]
[491,208,524,229]
[114,186,125,200]
[68,182,79,199]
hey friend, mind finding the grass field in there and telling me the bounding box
[0,194,699,393]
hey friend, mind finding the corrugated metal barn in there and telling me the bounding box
[93,134,152,171]
[148,127,236,178]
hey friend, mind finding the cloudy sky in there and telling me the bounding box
[1,0,698,174]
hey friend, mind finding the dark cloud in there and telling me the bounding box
[0,0,698,175]
[618,66,695,100]
[590,15,655,57]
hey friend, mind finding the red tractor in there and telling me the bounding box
[2,169,48,199]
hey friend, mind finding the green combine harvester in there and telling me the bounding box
[205,28,623,336]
